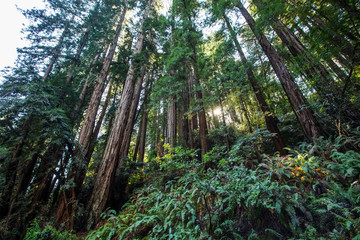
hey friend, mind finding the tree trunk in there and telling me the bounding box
[132,125,142,162]
[189,60,209,156]
[56,6,127,229]
[237,1,324,142]
[239,95,253,133]
[0,118,31,218]
[132,79,152,163]
[287,0,358,65]
[224,14,286,155]
[229,106,240,123]
[219,98,231,151]
[167,95,177,148]
[134,82,152,163]
[291,21,350,82]
[86,83,113,163]
[86,0,153,228]
[272,18,360,124]
[182,80,190,147]
[273,19,333,84]
[78,7,126,159]
[7,151,41,218]
[42,24,69,82]
[118,67,147,160]
[28,144,63,215]
[138,109,149,163]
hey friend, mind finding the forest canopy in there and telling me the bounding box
[0,0,359,239]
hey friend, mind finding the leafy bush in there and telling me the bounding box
[85,132,360,240]
[24,219,77,240]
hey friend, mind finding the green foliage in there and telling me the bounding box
[158,144,198,171]
[85,130,360,239]
[208,125,239,148]
[328,150,360,181]
[230,128,276,159]
[24,219,77,240]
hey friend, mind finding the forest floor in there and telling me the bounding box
[24,132,360,240]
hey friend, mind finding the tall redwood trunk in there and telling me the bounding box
[239,95,253,133]
[42,23,70,82]
[132,126,142,162]
[287,0,357,65]
[182,7,209,155]
[66,6,99,84]
[291,21,350,82]
[138,109,149,163]
[86,0,153,228]
[182,78,191,147]
[28,144,63,213]
[134,82,152,162]
[56,6,127,228]
[224,14,286,155]
[55,80,114,228]
[271,17,360,123]
[0,118,31,218]
[78,7,127,158]
[188,60,209,155]
[237,1,324,142]
[86,83,113,163]
[167,95,177,148]
[219,98,231,151]
[118,67,147,160]
[273,19,332,84]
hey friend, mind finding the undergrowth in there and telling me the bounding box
[27,129,360,239]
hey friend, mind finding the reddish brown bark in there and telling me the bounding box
[272,18,360,123]
[133,80,153,162]
[86,83,113,162]
[167,95,177,148]
[138,110,149,163]
[224,14,286,155]
[237,1,324,142]
[86,0,153,228]
[187,60,209,156]
[56,6,127,228]
[78,7,126,158]
[119,67,147,159]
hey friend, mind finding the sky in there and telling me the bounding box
[0,0,45,71]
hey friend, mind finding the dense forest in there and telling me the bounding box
[0,0,359,239]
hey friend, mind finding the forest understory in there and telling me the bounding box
[0,0,359,239]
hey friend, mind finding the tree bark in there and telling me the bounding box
[239,95,253,133]
[229,106,240,124]
[78,7,126,159]
[86,0,153,228]
[118,67,147,160]
[138,110,149,163]
[134,82,152,163]
[167,95,177,148]
[272,18,360,123]
[42,23,70,82]
[56,6,127,229]
[86,83,113,163]
[224,14,286,155]
[237,1,324,142]
[219,98,231,151]
[287,0,358,66]
[0,118,31,218]
[188,60,209,155]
